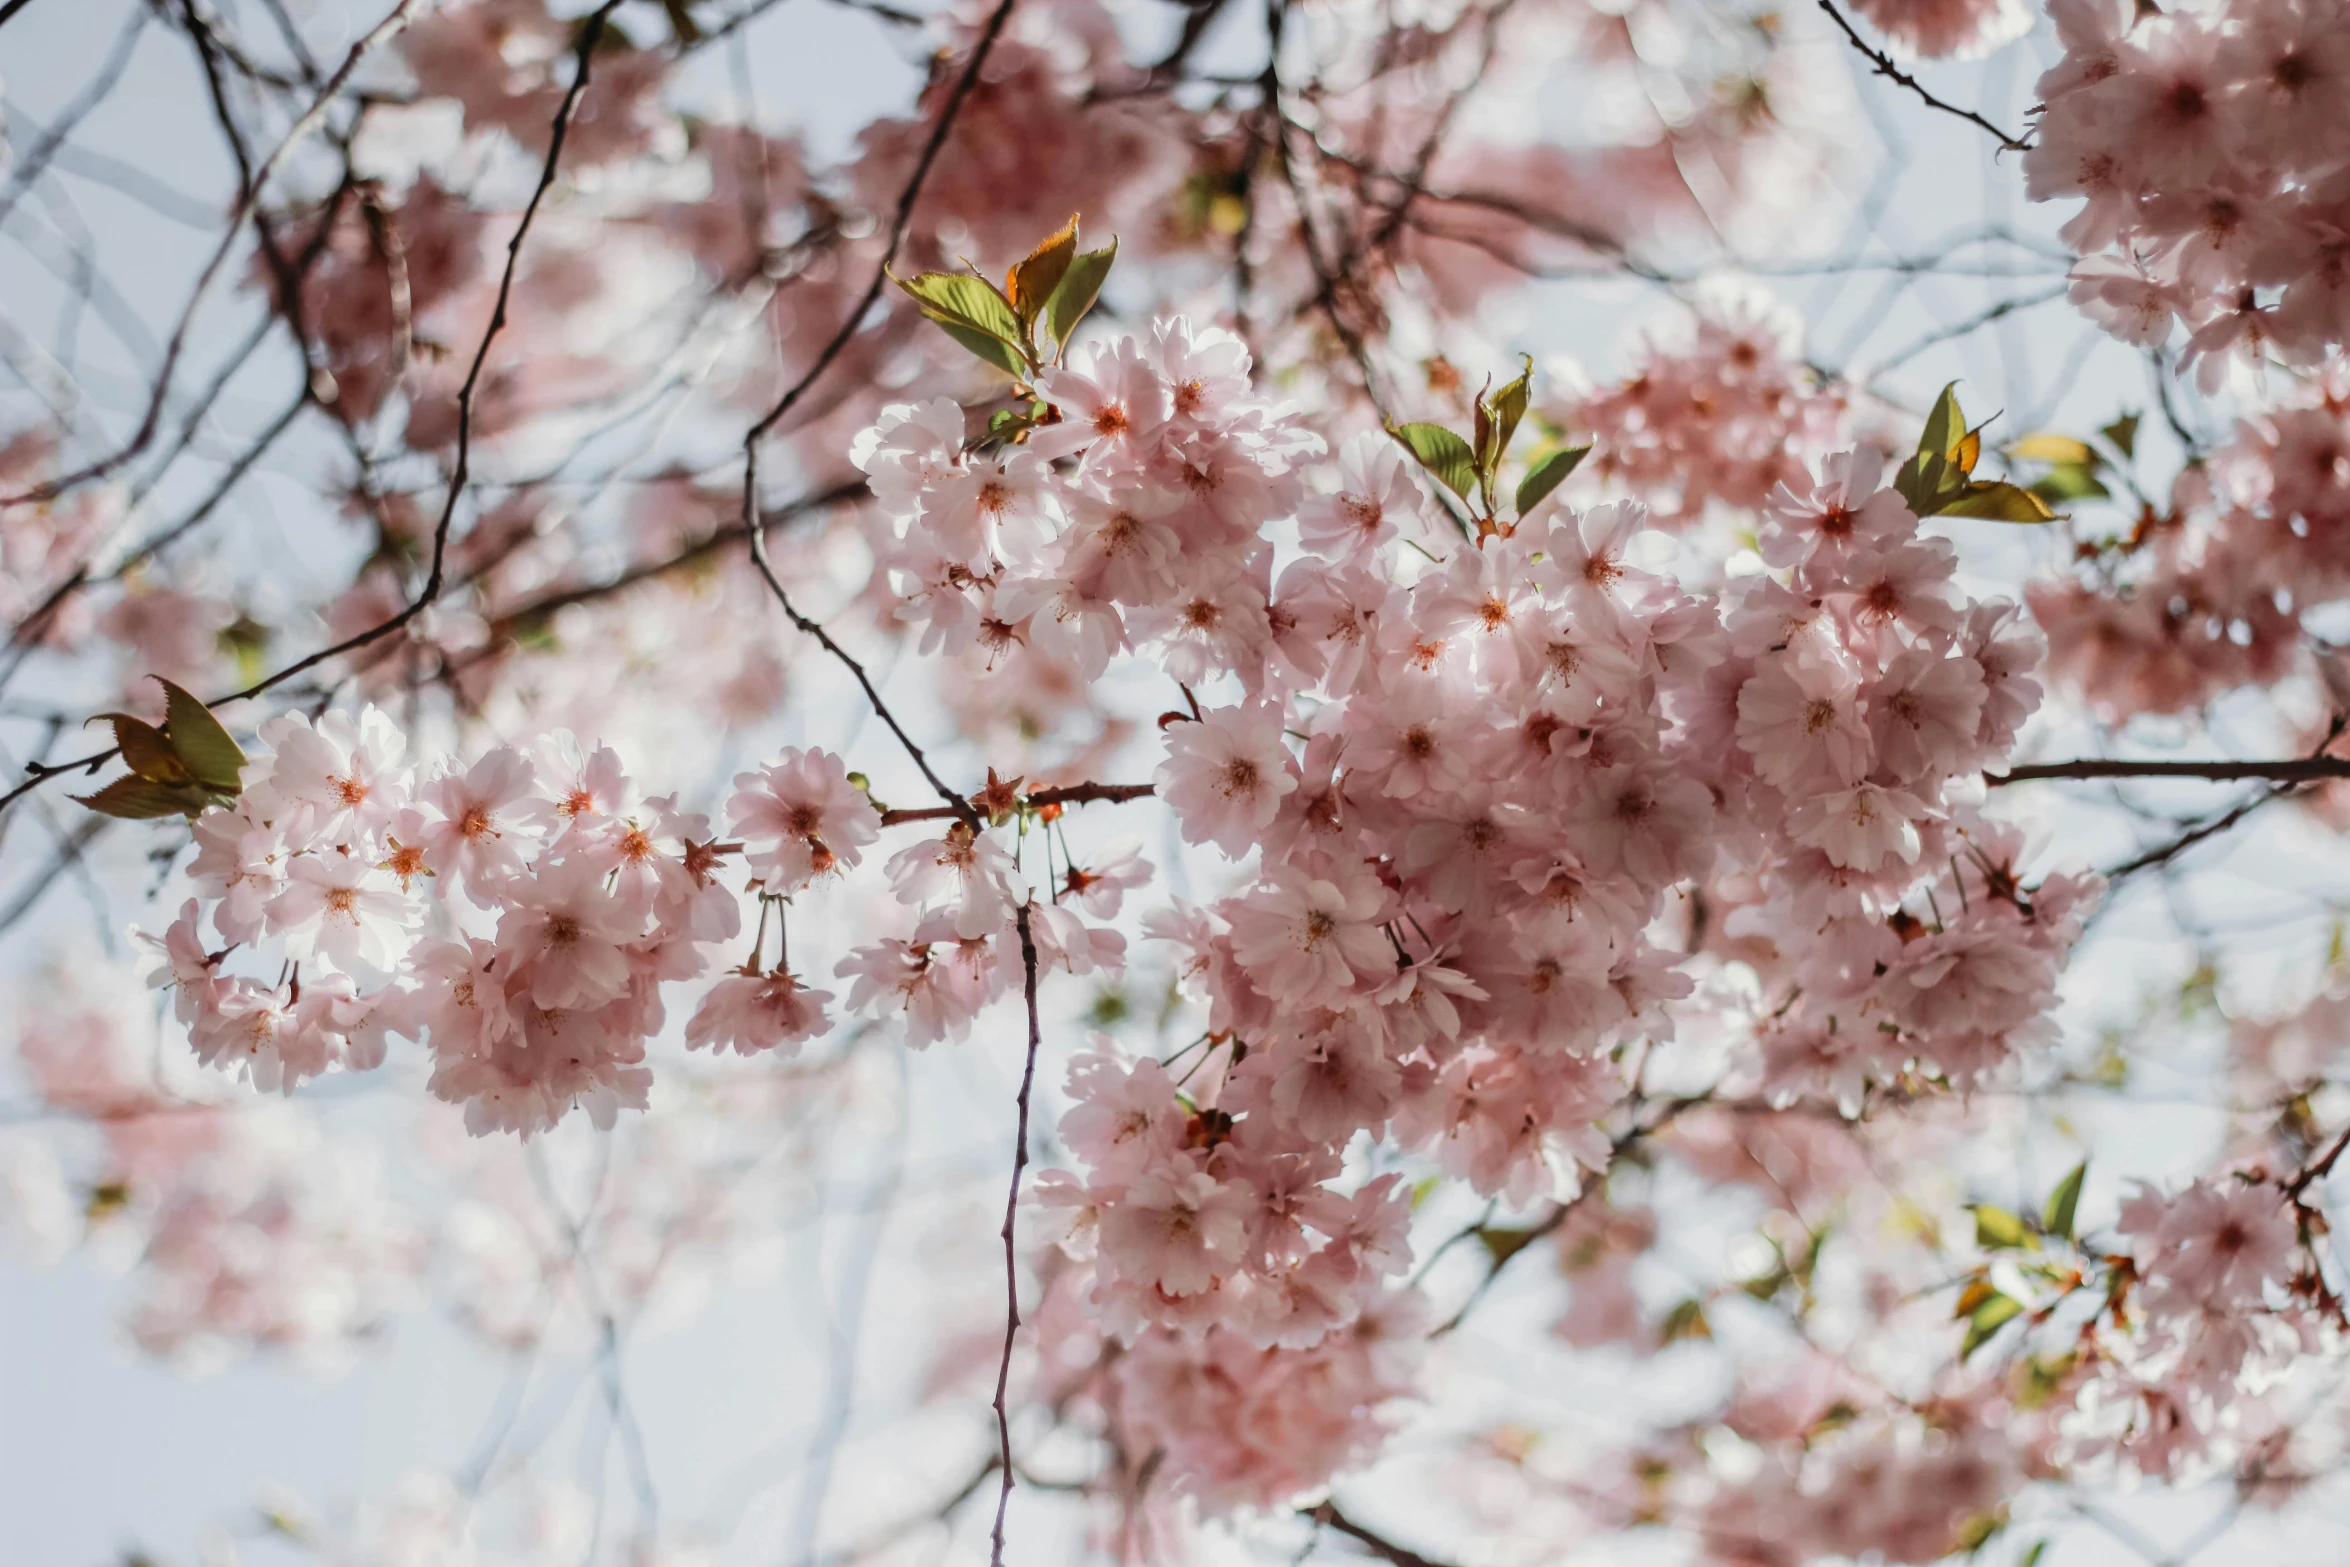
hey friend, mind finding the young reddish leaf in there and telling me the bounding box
[1388,421,1478,501]
[1007,214,1080,326]
[90,712,190,786]
[1954,426,1982,476]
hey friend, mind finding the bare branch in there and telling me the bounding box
[1815,0,2029,154]
[1994,757,2350,786]
[990,902,1047,1567]
[1,0,427,506]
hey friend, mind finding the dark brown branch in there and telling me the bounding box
[1304,1502,1459,1567]
[990,902,1046,1567]
[2285,1122,2350,1201]
[1816,0,2029,154]
[877,781,1156,827]
[1993,758,2350,785]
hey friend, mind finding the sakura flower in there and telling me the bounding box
[1060,837,1153,918]
[1736,648,1874,791]
[885,821,1020,939]
[1226,860,1393,1007]
[684,967,834,1056]
[493,857,642,1010]
[1098,1165,1251,1298]
[268,855,416,974]
[1155,703,1298,856]
[1760,446,1914,570]
[1031,337,1172,464]
[419,746,541,903]
[1787,781,1927,871]
[1297,432,1424,564]
[728,747,880,893]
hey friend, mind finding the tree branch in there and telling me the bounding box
[878,781,1156,827]
[1,0,427,506]
[1815,0,2029,154]
[1993,757,2350,786]
[989,902,1046,1567]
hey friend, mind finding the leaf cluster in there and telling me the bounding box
[1387,356,1589,537]
[893,214,1116,390]
[73,679,248,820]
[1893,383,2056,525]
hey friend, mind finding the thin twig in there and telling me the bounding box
[878,781,1156,827]
[1815,0,2029,153]
[1,0,427,506]
[989,902,1046,1567]
[0,1,621,823]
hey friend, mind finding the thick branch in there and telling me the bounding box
[1992,758,2350,785]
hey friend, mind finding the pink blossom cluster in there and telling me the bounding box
[1702,1411,2018,1565]
[7,984,420,1367]
[1562,293,1867,528]
[842,313,2091,1506]
[2029,365,2349,716]
[2065,1176,2311,1479]
[144,712,744,1136]
[2029,0,2350,381]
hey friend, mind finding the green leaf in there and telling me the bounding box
[2030,464,2110,504]
[158,679,246,794]
[1388,421,1478,501]
[1658,1297,1712,1345]
[2100,413,2139,461]
[2043,1161,2086,1242]
[895,271,1032,371]
[72,774,214,820]
[1961,1291,2025,1360]
[1937,481,2057,523]
[935,319,1031,379]
[2019,1541,2050,1567]
[1919,381,1968,464]
[1973,1205,2031,1250]
[1475,1224,1544,1268]
[1007,214,1080,327]
[1478,354,1535,476]
[1043,241,1117,351]
[1515,443,1589,518]
[90,713,190,786]
[1895,450,1968,515]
